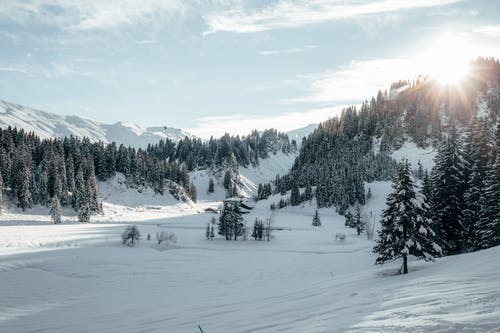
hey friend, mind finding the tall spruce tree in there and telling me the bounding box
[223,170,231,190]
[66,156,76,197]
[208,178,214,193]
[430,125,465,255]
[73,167,85,211]
[218,201,244,240]
[252,218,264,240]
[304,183,313,201]
[15,150,32,211]
[479,120,500,248]
[0,172,3,215]
[189,182,197,203]
[462,117,491,250]
[50,196,62,224]
[85,159,99,212]
[290,182,300,206]
[374,160,440,274]
[47,155,62,200]
[206,223,211,240]
[78,201,91,223]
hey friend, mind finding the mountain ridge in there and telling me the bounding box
[0,99,194,148]
[0,99,318,148]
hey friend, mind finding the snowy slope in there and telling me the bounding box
[2,120,499,332]
[1,190,499,332]
[0,99,193,147]
[287,123,317,145]
[190,151,298,202]
[390,140,437,172]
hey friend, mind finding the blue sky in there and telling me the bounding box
[0,0,499,137]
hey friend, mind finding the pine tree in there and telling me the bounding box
[257,183,263,200]
[76,166,92,223]
[78,201,91,223]
[226,182,233,199]
[252,218,264,240]
[479,120,500,249]
[50,196,62,224]
[218,201,244,240]
[15,150,32,211]
[73,167,85,211]
[290,182,300,206]
[421,171,433,208]
[462,117,491,250]
[416,160,425,179]
[36,163,49,205]
[223,170,231,189]
[312,210,321,227]
[206,223,211,240]
[430,125,465,255]
[208,178,214,193]
[0,172,3,215]
[374,160,440,274]
[66,156,76,197]
[353,205,364,235]
[85,160,99,212]
[252,219,259,240]
[190,182,197,203]
[344,210,355,228]
[47,155,62,200]
[304,183,313,201]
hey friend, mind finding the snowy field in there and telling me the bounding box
[1,182,500,332]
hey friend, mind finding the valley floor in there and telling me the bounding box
[1,192,500,333]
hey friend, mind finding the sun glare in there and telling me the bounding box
[416,34,472,86]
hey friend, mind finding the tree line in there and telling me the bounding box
[0,127,194,221]
[375,117,500,273]
[259,57,500,214]
[146,129,297,171]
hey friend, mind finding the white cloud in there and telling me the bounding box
[203,0,463,34]
[285,58,418,104]
[0,0,187,30]
[0,62,93,78]
[187,106,347,138]
[283,34,500,104]
[473,25,500,37]
[258,45,318,56]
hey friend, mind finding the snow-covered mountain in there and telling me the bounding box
[286,123,317,144]
[0,99,193,147]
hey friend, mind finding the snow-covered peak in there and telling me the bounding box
[0,99,195,147]
[287,123,317,144]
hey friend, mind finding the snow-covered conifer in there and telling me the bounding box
[50,195,62,224]
[374,159,440,274]
[430,125,465,255]
[312,210,321,227]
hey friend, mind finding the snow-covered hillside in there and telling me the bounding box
[190,151,298,202]
[287,123,317,145]
[0,99,193,147]
[1,186,499,332]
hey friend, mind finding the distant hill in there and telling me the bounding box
[0,99,194,148]
[286,123,317,145]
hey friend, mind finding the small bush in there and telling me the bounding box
[156,231,177,246]
[122,225,141,247]
[335,233,346,241]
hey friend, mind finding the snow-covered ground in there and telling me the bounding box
[1,179,500,333]
[390,140,436,172]
[190,151,297,202]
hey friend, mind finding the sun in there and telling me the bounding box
[416,34,472,86]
